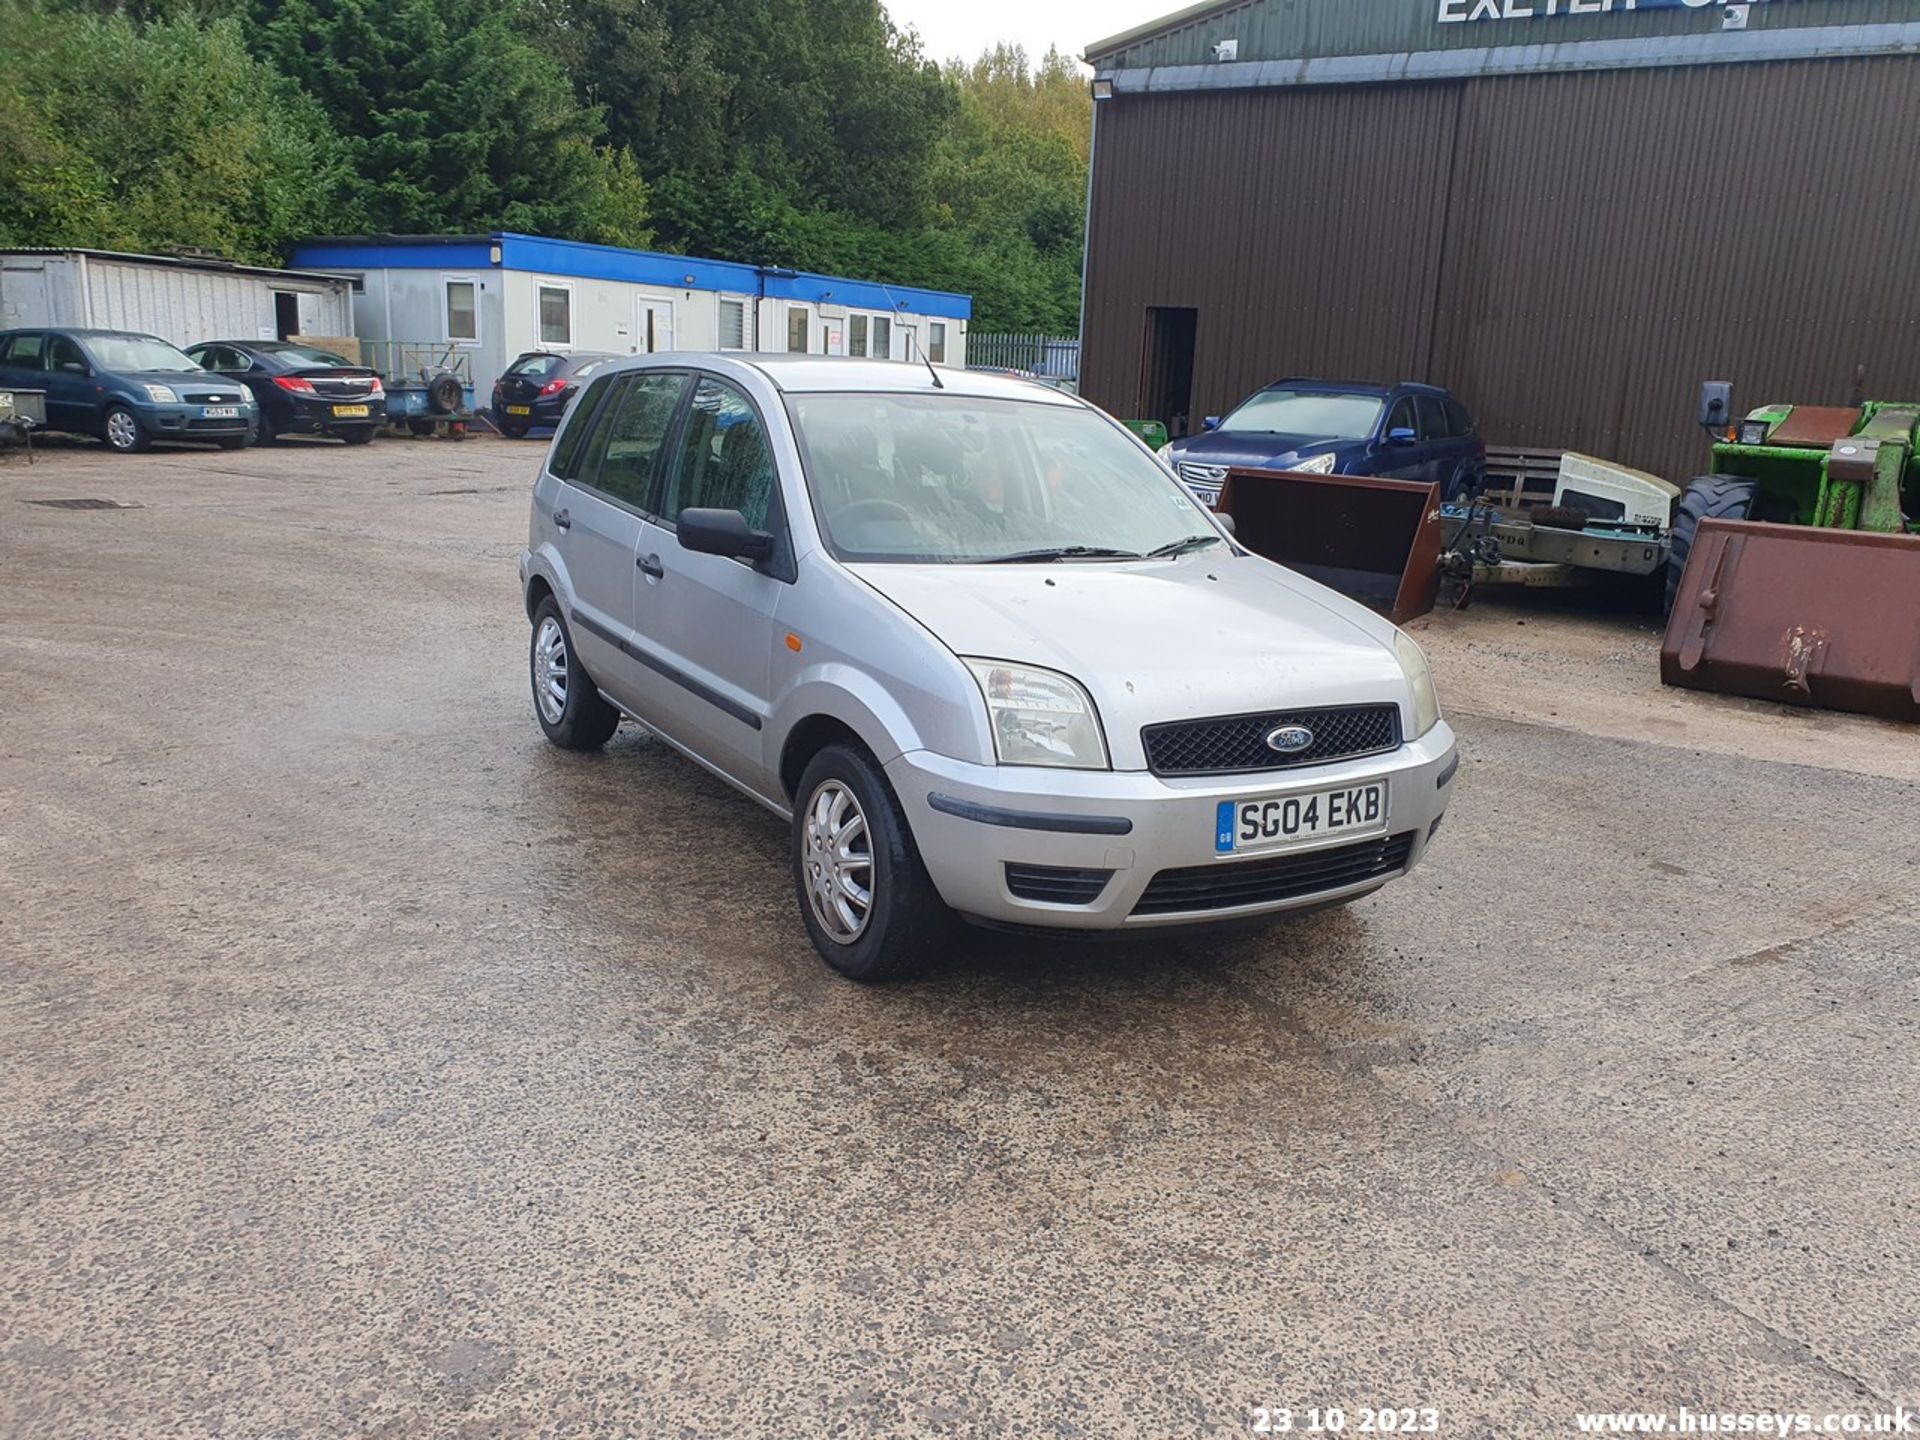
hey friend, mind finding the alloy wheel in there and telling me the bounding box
[533,615,569,724]
[802,779,873,943]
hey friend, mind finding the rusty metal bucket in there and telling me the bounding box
[1218,467,1444,623]
[1662,518,1920,722]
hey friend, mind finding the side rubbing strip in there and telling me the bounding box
[928,793,1133,836]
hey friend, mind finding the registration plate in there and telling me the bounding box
[1215,782,1388,854]
[506,405,531,416]
[200,406,238,419]
[332,403,370,418]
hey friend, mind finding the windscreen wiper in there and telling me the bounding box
[1145,534,1225,559]
[979,545,1144,564]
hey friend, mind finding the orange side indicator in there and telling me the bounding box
[785,632,803,652]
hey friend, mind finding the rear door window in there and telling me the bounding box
[579,371,688,511]
[2,333,46,370]
[549,374,618,481]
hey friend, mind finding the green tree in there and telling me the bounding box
[532,0,952,237]
[0,3,353,262]
[250,0,649,244]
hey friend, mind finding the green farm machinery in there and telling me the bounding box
[1661,382,1920,722]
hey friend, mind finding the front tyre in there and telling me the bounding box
[1665,475,1756,613]
[528,596,620,751]
[792,743,951,982]
[103,404,151,454]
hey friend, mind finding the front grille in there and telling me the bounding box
[1176,462,1227,504]
[1005,863,1113,906]
[1132,832,1415,917]
[1142,704,1400,776]
[186,417,246,430]
[184,392,245,405]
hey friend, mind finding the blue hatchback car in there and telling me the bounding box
[0,327,256,453]
[1164,379,1485,507]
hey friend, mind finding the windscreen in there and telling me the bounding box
[88,335,200,373]
[789,392,1221,564]
[1219,390,1384,440]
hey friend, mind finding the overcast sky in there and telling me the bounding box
[886,0,1172,67]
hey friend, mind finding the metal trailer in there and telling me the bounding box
[0,386,46,455]
[364,342,474,438]
[1217,451,1679,623]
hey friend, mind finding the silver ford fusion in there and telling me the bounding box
[518,355,1457,981]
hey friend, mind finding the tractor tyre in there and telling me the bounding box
[1665,475,1756,614]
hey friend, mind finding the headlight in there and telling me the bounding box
[1155,442,1173,462]
[1393,630,1441,738]
[1292,452,1337,475]
[143,384,177,403]
[963,659,1109,770]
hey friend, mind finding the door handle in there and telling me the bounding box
[552,508,571,531]
[637,553,665,579]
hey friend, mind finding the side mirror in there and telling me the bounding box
[59,361,88,376]
[1202,416,1221,431]
[678,507,774,564]
[1386,426,1417,445]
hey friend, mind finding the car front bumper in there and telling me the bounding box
[886,721,1457,930]
[140,402,255,438]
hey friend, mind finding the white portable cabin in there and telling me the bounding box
[0,248,356,347]
[290,233,971,400]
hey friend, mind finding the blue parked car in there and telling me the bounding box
[0,327,256,453]
[1163,379,1485,507]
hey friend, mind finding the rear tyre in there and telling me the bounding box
[1665,475,1756,613]
[528,596,620,751]
[792,743,952,982]
[501,422,531,439]
[103,404,151,454]
[339,427,375,446]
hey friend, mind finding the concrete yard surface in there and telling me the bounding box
[2,437,1916,1438]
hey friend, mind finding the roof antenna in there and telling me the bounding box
[879,281,943,389]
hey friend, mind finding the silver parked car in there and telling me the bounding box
[519,356,1457,981]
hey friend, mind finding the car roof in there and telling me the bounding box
[3,326,168,341]
[733,354,1076,402]
[1265,378,1451,398]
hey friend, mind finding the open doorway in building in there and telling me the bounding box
[636,298,674,353]
[273,291,301,340]
[1139,306,1197,437]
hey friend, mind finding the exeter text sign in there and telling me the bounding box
[1439,0,1767,20]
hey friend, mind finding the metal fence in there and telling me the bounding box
[967,333,1080,383]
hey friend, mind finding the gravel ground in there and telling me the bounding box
[2,434,1916,1439]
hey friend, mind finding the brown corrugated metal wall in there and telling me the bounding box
[1082,56,1920,482]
